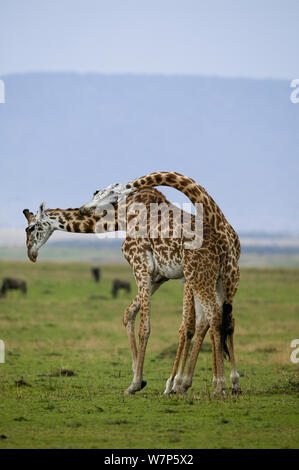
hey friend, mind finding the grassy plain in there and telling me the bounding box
[0,261,298,449]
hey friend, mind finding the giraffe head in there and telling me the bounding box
[23,202,55,262]
[81,183,131,214]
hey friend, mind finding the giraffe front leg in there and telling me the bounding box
[164,283,195,395]
[172,293,210,395]
[124,290,150,395]
[163,323,186,395]
[123,295,140,375]
[174,318,209,394]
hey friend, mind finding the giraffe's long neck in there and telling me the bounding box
[125,172,226,230]
[46,207,119,234]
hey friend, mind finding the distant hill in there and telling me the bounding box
[0,73,298,232]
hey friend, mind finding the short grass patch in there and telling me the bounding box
[0,262,298,448]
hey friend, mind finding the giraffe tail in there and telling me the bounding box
[221,302,234,359]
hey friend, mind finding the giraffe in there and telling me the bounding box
[23,188,201,395]
[81,171,241,396]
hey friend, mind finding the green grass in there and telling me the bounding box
[0,261,298,449]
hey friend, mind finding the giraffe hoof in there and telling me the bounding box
[163,378,175,395]
[163,390,174,396]
[140,380,147,390]
[213,389,226,398]
[124,387,138,395]
[124,380,147,395]
[170,385,187,395]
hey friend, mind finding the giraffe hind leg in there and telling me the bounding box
[227,317,241,394]
[210,330,218,389]
[222,265,241,395]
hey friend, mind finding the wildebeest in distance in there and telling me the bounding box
[111,279,131,298]
[91,266,101,282]
[0,278,27,298]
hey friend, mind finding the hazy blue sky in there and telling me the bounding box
[1,0,298,79]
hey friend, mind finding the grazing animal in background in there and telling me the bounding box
[112,279,131,298]
[0,278,27,298]
[82,172,241,397]
[91,266,101,282]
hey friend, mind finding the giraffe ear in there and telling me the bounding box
[23,209,34,222]
[37,202,46,219]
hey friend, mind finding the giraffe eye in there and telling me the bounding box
[94,190,99,196]
[29,225,35,233]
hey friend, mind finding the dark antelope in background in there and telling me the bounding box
[112,279,131,298]
[1,278,27,298]
[91,266,101,282]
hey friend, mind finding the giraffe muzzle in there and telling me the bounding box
[28,253,37,263]
[28,249,37,263]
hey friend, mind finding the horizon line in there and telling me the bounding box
[0,70,293,83]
